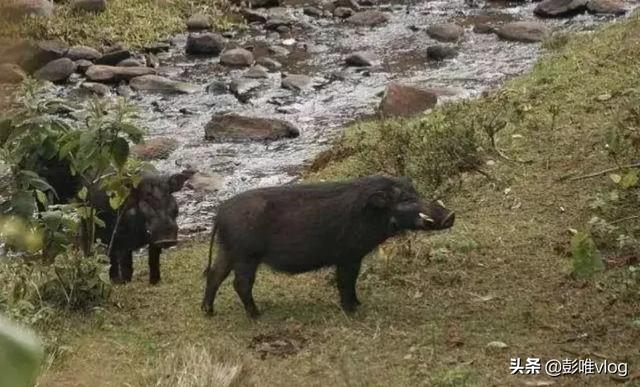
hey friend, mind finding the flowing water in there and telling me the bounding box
[48,0,637,234]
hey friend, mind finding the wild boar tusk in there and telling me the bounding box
[436,200,445,207]
[419,213,434,223]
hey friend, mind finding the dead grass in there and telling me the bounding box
[9,10,640,387]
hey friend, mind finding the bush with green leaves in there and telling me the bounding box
[0,80,148,324]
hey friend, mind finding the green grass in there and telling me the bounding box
[5,10,640,387]
[0,0,234,48]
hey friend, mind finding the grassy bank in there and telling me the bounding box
[0,0,232,48]
[7,11,640,387]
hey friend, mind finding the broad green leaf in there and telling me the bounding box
[77,187,88,201]
[35,190,47,205]
[110,138,129,170]
[620,170,639,189]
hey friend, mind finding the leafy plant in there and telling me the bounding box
[570,231,604,280]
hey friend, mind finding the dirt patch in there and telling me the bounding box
[250,329,307,359]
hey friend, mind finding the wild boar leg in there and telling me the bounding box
[201,250,233,315]
[109,251,122,283]
[336,261,362,313]
[121,250,134,282]
[149,245,161,285]
[233,261,260,319]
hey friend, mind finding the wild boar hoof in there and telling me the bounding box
[149,277,160,285]
[201,302,214,316]
[341,302,358,314]
[246,308,261,320]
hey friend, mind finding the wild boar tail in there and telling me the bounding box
[204,220,217,276]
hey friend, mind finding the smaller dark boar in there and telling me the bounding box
[201,175,455,318]
[91,170,194,284]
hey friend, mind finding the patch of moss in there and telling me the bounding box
[0,0,234,48]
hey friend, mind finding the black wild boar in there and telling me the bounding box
[38,160,194,284]
[201,175,455,318]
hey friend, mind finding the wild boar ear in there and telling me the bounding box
[167,169,196,193]
[368,190,390,208]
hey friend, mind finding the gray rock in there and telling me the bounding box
[206,81,228,94]
[345,51,377,66]
[129,74,200,94]
[142,42,171,54]
[5,0,54,17]
[33,58,76,82]
[243,0,279,8]
[244,65,269,78]
[265,17,292,31]
[268,46,289,57]
[117,58,143,67]
[256,57,282,71]
[85,65,156,83]
[71,0,106,12]
[586,0,626,14]
[74,59,93,73]
[0,63,27,84]
[229,79,261,102]
[426,45,459,61]
[132,137,179,160]
[204,114,299,141]
[379,82,438,118]
[81,82,111,96]
[473,23,495,34]
[1,40,68,73]
[281,73,313,91]
[116,83,133,97]
[496,21,551,43]
[95,49,131,65]
[303,6,324,17]
[66,45,102,61]
[334,7,354,18]
[220,48,254,67]
[241,9,268,23]
[186,13,210,30]
[334,0,360,10]
[426,23,465,42]
[534,0,588,18]
[347,10,388,26]
[186,33,225,55]
[144,53,160,68]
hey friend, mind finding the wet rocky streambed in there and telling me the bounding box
[8,0,638,235]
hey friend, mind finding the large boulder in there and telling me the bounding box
[85,65,156,83]
[496,21,551,43]
[426,23,465,42]
[1,40,68,73]
[586,0,626,14]
[219,48,254,67]
[534,0,588,17]
[186,13,210,30]
[379,83,438,118]
[3,0,54,17]
[204,114,299,142]
[129,75,201,94]
[347,10,388,26]
[94,49,130,65]
[71,0,106,12]
[33,58,76,83]
[66,45,102,61]
[0,64,27,84]
[186,33,225,55]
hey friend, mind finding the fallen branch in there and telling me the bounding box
[610,215,640,224]
[567,162,640,182]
